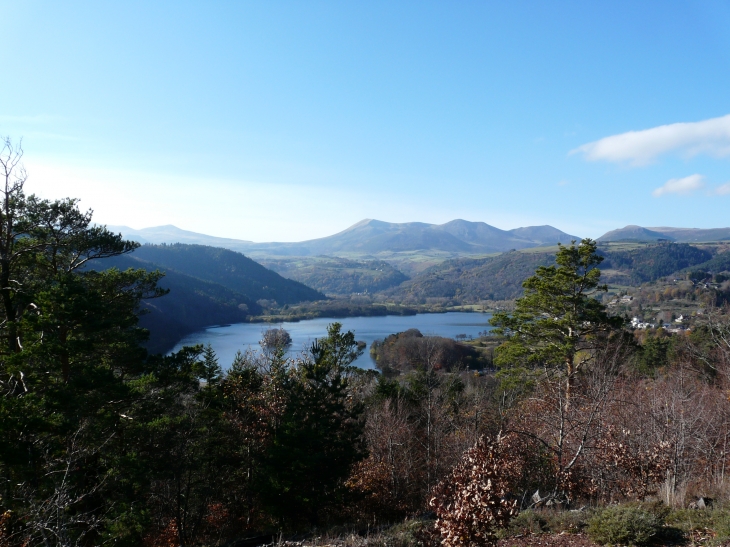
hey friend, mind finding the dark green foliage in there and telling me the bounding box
[88,253,260,353]
[0,142,175,543]
[390,251,557,303]
[126,347,245,545]
[499,509,592,537]
[261,257,409,295]
[600,242,712,283]
[501,510,546,536]
[681,250,730,276]
[131,243,325,303]
[540,510,592,534]
[635,335,673,376]
[259,324,366,526]
[371,374,404,401]
[587,504,664,546]
[490,240,622,374]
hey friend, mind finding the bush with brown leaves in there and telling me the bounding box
[429,434,519,547]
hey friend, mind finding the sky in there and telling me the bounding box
[1,1,730,242]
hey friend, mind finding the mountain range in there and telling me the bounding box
[108,219,581,257]
[598,225,730,243]
[110,221,730,256]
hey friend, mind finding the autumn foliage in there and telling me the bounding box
[429,434,519,547]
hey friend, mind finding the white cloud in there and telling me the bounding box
[715,182,730,195]
[572,114,730,166]
[652,174,705,197]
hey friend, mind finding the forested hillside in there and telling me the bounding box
[387,251,557,303]
[679,247,730,277]
[260,256,408,295]
[89,243,326,352]
[131,243,325,304]
[598,242,713,283]
[384,242,728,305]
[88,254,260,352]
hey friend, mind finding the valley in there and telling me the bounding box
[99,221,730,353]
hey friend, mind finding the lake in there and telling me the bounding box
[170,312,494,370]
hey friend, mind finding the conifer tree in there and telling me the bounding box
[260,323,365,526]
[490,239,622,404]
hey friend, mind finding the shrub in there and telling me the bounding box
[542,509,591,534]
[587,504,663,546]
[429,434,519,547]
[666,507,730,543]
[497,510,545,538]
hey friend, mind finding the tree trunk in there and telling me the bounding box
[565,355,575,410]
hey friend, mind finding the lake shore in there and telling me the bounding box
[169,311,496,370]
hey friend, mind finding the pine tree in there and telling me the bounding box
[489,239,622,404]
[260,323,366,526]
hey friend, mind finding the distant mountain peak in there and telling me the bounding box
[110,219,582,257]
[597,225,673,242]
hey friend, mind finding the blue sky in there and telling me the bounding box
[2,1,730,241]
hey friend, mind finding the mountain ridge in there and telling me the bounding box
[598,225,730,243]
[107,219,582,257]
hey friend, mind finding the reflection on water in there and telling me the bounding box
[170,312,493,370]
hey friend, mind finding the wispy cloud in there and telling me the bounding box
[572,114,730,166]
[715,182,730,195]
[652,174,705,197]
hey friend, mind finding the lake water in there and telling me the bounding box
[170,312,494,370]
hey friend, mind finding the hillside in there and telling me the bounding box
[386,242,726,306]
[676,247,730,276]
[648,226,730,242]
[387,251,557,304]
[599,243,713,284]
[130,243,325,304]
[87,254,262,353]
[258,256,409,295]
[90,244,326,352]
[107,224,254,251]
[597,225,674,242]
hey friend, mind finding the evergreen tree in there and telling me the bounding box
[0,138,171,544]
[489,239,623,404]
[260,323,366,527]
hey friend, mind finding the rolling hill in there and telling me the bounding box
[386,242,728,305]
[87,254,261,353]
[129,244,325,304]
[89,244,325,352]
[106,224,254,250]
[257,257,409,295]
[387,251,558,303]
[597,225,675,242]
